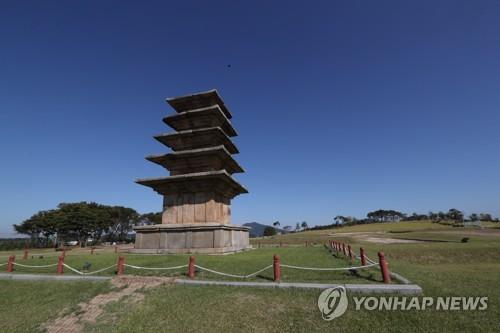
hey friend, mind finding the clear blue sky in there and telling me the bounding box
[1,1,499,233]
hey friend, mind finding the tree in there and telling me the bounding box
[367,210,405,222]
[301,221,308,230]
[106,206,140,242]
[13,209,59,247]
[479,213,492,222]
[273,221,280,228]
[438,211,446,221]
[447,208,464,222]
[429,211,439,222]
[469,213,479,221]
[334,216,345,224]
[263,226,277,237]
[13,202,140,247]
[295,222,301,231]
[56,202,112,246]
[139,212,162,225]
[283,225,292,232]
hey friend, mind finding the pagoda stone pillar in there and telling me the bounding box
[132,89,250,254]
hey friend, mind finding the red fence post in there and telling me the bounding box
[7,255,15,272]
[57,255,64,275]
[117,256,125,275]
[342,243,346,256]
[62,249,66,259]
[348,245,354,261]
[378,252,391,283]
[187,256,196,279]
[23,249,28,260]
[273,254,281,282]
[360,247,367,266]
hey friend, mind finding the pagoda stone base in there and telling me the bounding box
[132,223,250,254]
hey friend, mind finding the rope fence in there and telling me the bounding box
[1,241,393,284]
[13,262,58,268]
[124,264,188,271]
[280,262,378,271]
[62,263,117,276]
[194,264,273,279]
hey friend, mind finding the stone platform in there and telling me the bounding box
[132,223,250,254]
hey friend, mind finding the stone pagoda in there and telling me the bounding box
[133,89,250,254]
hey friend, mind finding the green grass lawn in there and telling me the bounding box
[1,222,499,332]
[251,220,455,245]
[86,229,499,333]
[2,246,384,284]
[0,279,110,333]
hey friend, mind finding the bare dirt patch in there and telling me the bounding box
[43,276,173,333]
[362,237,421,244]
[328,232,423,244]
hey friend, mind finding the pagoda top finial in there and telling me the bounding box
[166,89,232,119]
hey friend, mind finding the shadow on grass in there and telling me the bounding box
[349,269,379,283]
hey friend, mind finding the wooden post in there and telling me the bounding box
[117,256,125,275]
[360,247,367,266]
[7,255,15,272]
[378,252,391,283]
[114,245,118,254]
[188,256,195,279]
[90,247,95,255]
[279,241,282,248]
[348,245,354,261]
[23,249,28,260]
[342,243,346,256]
[305,241,308,247]
[273,255,281,282]
[57,255,64,274]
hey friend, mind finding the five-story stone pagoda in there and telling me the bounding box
[133,89,250,254]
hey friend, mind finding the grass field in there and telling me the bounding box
[2,246,383,284]
[0,221,499,332]
[0,279,110,332]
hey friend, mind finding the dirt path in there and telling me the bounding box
[328,232,423,244]
[44,276,173,333]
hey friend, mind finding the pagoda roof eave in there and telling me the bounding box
[166,89,232,119]
[135,170,248,198]
[162,105,237,137]
[154,127,239,154]
[145,145,245,174]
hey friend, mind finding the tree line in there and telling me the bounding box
[265,221,309,236]
[13,202,162,248]
[308,208,498,231]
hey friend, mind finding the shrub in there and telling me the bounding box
[263,226,277,237]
